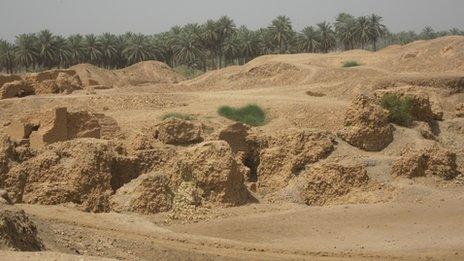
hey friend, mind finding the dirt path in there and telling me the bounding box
[3,196,461,261]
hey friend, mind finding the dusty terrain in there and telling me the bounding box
[0,36,464,260]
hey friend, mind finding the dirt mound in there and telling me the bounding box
[338,94,394,151]
[0,133,34,187]
[0,207,44,251]
[0,75,22,88]
[4,107,121,149]
[170,141,249,206]
[257,129,336,194]
[23,69,82,94]
[182,60,306,89]
[376,36,464,73]
[392,146,459,179]
[414,121,437,140]
[70,61,185,88]
[0,80,34,99]
[3,139,139,212]
[117,61,185,85]
[69,63,119,87]
[375,87,443,121]
[0,70,83,99]
[374,73,464,94]
[456,103,464,118]
[110,172,173,214]
[0,189,12,205]
[276,163,369,205]
[154,118,203,145]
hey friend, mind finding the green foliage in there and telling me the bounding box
[218,104,266,126]
[380,94,413,126]
[342,60,361,67]
[161,112,196,121]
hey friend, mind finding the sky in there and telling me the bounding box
[1,0,464,41]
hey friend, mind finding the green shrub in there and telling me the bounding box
[380,93,413,126]
[218,104,266,126]
[161,112,196,121]
[342,60,361,67]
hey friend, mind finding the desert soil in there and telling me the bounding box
[1,36,464,260]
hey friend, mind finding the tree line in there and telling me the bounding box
[1,13,463,74]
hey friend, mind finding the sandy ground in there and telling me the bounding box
[1,36,464,260]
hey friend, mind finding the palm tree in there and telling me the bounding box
[37,29,58,69]
[317,22,335,53]
[173,31,204,70]
[152,32,174,67]
[54,35,71,68]
[222,33,240,65]
[421,26,436,40]
[450,28,463,35]
[201,20,220,69]
[334,13,356,50]
[0,40,16,73]
[268,15,294,53]
[395,31,418,44]
[14,33,39,71]
[216,16,236,67]
[368,14,386,51]
[98,33,118,68]
[354,16,372,49]
[67,34,86,66]
[298,26,320,53]
[84,34,102,65]
[237,26,260,64]
[122,34,153,64]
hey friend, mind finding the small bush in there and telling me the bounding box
[342,61,361,67]
[218,104,266,126]
[305,90,326,97]
[161,112,196,121]
[380,94,413,126]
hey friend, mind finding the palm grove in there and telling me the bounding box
[1,13,463,75]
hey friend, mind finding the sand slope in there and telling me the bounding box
[71,60,185,88]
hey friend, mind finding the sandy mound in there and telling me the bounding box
[110,172,173,214]
[392,146,459,179]
[257,129,336,194]
[170,141,248,206]
[0,69,83,99]
[276,163,369,205]
[70,61,185,88]
[0,207,44,251]
[69,63,119,88]
[456,103,464,118]
[376,36,464,73]
[180,36,464,96]
[338,94,394,151]
[414,122,437,140]
[4,107,121,149]
[3,139,139,212]
[182,60,306,90]
[0,133,34,188]
[23,69,82,95]
[0,75,22,89]
[218,123,262,180]
[0,80,34,99]
[374,73,464,94]
[117,61,185,85]
[154,118,203,145]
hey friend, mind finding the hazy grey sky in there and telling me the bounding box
[1,0,464,40]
